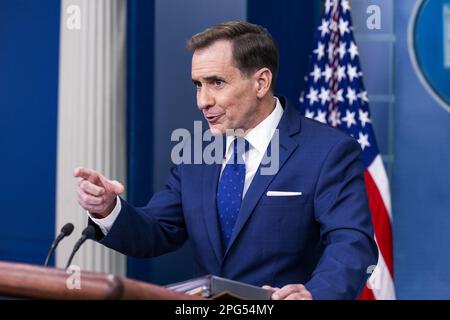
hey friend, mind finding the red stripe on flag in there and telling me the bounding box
[364,170,394,276]
[359,285,376,300]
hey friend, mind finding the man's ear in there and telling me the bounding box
[254,68,273,99]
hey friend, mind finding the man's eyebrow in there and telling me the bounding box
[192,75,225,83]
[204,75,225,82]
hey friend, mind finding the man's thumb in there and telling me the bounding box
[110,180,125,194]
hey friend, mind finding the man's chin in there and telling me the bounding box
[207,123,248,137]
[208,124,226,136]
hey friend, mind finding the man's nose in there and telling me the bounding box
[197,87,214,110]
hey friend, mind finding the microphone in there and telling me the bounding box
[65,225,96,269]
[44,222,74,267]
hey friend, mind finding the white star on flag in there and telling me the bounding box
[341,0,351,13]
[338,42,347,59]
[314,110,327,123]
[348,41,359,60]
[319,87,330,105]
[329,20,338,33]
[357,132,371,150]
[337,65,346,82]
[324,0,333,14]
[314,42,325,60]
[318,19,330,37]
[359,109,372,127]
[333,89,345,103]
[358,90,369,103]
[305,109,315,119]
[341,109,357,128]
[310,65,322,82]
[306,88,319,105]
[322,64,333,82]
[347,64,359,82]
[346,87,357,105]
[338,18,350,36]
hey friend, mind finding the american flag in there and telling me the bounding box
[299,0,395,300]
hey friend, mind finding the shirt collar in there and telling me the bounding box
[224,97,284,156]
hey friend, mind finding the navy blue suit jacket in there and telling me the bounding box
[93,98,378,299]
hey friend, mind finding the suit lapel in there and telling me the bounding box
[202,135,227,264]
[224,99,302,258]
[202,163,223,264]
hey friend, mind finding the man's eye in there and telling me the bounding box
[214,80,223,86]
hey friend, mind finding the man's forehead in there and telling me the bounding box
[192,42,232,63]
[193,39,233,55]
[191,41,241,78]
[191,58,229,77]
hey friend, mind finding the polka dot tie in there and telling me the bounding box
[217,138,249,251]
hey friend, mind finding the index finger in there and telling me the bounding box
[73,167,101,182]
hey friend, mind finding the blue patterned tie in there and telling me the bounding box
[217,138,249,251]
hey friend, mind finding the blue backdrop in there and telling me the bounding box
[393,0,450,299]
[0,0,60,265]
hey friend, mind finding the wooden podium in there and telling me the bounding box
[0,261,200,300]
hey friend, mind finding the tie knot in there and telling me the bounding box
[234,138,249,155]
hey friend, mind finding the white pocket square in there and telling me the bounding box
[266,191,302,196]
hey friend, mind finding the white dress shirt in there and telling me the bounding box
[89,97,284,235]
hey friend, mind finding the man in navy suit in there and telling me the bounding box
[74,21,377,300]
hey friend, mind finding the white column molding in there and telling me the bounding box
[56,0,127,275]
